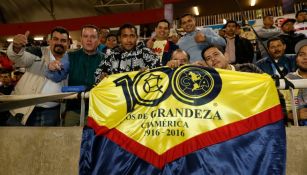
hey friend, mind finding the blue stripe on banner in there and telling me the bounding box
[79,120,286,175]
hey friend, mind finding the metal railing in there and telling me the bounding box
[173,2,306,27]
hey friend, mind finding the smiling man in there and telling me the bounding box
[146,19,178,66]
[7,27,70,126]
[95,23,160,83]
[177,14,225,63]
[47,24,104,126]
[201,45,262,73]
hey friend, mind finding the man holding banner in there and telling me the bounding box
[80,63,286,174]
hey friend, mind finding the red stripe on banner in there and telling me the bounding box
[89,104,283,169]
[87,117,110,135]
[0,8,164,36]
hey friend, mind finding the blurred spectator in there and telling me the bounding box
[279,18,306,54]
[166,49,190,68]
[0,68,13,126]
[11,67,25,85]
[0,51,13,71]
[294,9,307,36]
[256,37,296,77]
[97,27,110,52]
[177,14,225,63]
[168,28,180,44]
[256,15,281,58]
[146,19,179,66]
[285,39,307,122]
[222,20,254,64]
[102,33,118,55]
[0,69,14,95]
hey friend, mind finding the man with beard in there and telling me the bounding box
[95,23,160,83]
[146,19,178,66]
[6,27,70,126]
[285,39,307,124]
[256,37,296,77]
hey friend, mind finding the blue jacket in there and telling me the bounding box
[46,49,104,88]
[256,55,296,77]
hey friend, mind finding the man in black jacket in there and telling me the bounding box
[223,20,254,64]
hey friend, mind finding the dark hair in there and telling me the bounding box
[156,19,170,28]
[0,68,11,74]
[106,33,117,39]
[81,24,100,37]
[117,23,137,37]
[267,37,285,48]
[51,26,69,38]
[179,13,195,24]
[223,20,239,29]
[296,9,307,18]
[201,45,225,60]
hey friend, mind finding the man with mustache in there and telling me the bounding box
[256,37,296,77]
[95,23,160,83]
[6,27,70,126]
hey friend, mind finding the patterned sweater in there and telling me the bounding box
[95,43,160,83]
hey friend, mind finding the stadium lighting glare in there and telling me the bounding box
[223,19,227,24]
[193,6,199,16]
[250,0,256,6]
[34,37,44,41]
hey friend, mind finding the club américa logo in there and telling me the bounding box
[171,65,222,105]
[114,65,222,112]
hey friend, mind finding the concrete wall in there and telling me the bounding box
[0,127,82,175]
[0,127,306,175]
[286,127,307,175]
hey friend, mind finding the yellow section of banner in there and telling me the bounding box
[89,66,280,154]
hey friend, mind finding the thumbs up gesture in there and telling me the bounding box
[12,31,30,53]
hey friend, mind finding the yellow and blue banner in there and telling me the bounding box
[80,65,286,174]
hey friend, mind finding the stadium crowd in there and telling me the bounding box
[1,10,307,126]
